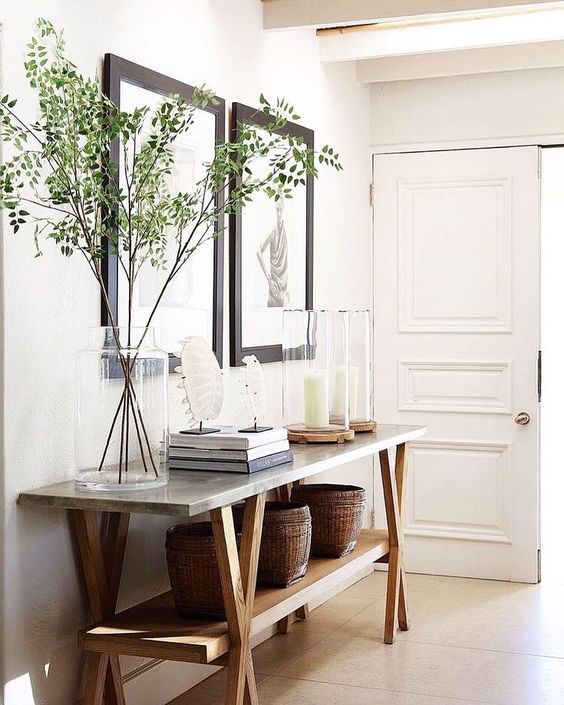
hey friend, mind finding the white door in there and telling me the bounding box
[373,147,540,583]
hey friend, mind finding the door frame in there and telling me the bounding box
[369,130,564,155]
[370,141,545,580]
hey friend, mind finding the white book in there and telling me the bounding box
[169,425,288,451]
[168,440,290,462]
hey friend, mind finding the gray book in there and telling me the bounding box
[169,449,294,474]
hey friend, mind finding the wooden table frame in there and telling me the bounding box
[72,511,130,705]
[66,443,409,705]
[20,427,427,705]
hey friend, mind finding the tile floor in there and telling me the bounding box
[168,571,564,705]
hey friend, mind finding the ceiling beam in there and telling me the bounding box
[318,6,564,61]
[262,0,560,31]
[356,40,564,81]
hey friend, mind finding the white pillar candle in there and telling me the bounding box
[304,369,329,429]
[331,365,359,420]
[349,365,359,420]
[331,365,347,419]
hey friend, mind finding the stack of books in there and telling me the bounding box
[168,426,293,474]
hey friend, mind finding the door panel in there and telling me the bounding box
[373,147,540,583]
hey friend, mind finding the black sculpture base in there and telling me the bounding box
[239,422,273,434]
[180,422,221,436]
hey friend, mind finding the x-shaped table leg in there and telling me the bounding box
[379,443,410,644]
[211,493,266,705]
[71,510,129,705]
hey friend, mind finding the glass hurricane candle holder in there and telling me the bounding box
[349,310,374,430]
[282,310,350,435]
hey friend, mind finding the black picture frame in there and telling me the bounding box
[229,102,314,367]
[102,54,225,371]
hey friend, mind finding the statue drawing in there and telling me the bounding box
[256,197,290,307]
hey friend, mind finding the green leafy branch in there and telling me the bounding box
[0,19,343,337]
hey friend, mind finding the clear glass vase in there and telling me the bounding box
[75,327,169,491]
[349,310,373,425]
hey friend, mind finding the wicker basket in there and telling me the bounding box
[165,522,230,619]
[234,501,312,588]
[291,484,366,558]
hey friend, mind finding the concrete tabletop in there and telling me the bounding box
[18,424,427,518]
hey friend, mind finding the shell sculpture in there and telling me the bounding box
[176,336,223,425]
[241,355,266,426]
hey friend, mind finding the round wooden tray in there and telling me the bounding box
[288,425,355,445]
[350,420,377,433]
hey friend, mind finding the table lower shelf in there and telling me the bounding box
[79,529,389,664]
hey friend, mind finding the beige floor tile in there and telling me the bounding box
[277,634,564,705]
[290,595,376,634]
[406,573,544,607]
[167,573,564,705]
[258,676,495,705]
[338,570,388,600]
[253,629,329,675]
[335,597,386,639]
[345,573,564,658]
[166,669,268,705]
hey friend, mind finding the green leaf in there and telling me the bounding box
[0,23,343,323]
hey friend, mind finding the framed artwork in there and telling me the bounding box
[102,54,225,370]
[229,102,314,366]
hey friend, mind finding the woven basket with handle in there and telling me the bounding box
[165,522,233,619]
[291,484,366,558]
[234,501,312,588]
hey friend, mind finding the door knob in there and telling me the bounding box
[514,412,531,426]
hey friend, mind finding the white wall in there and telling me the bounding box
[370,66,564,148]
[0,2,371,703]
[539,147,564,585]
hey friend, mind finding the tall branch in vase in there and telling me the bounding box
[0,19,343,481]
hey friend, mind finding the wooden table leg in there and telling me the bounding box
[211,494,266,705]
[275,480,309,632]
[394,444,410,631]
[276,483,293,634]
[379,447,408,644]
[71,510,129,705]
[83,653,108,705]
[275,483,293,503]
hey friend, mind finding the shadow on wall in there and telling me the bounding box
[3,505,173,704]
[3,507,85,704]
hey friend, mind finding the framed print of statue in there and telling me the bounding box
[102,54,225,370]
[230,102,314,366]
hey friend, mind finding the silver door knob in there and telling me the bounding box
[514,412,531,426]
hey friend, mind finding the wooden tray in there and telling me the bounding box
[350,420,377,433]
[288,427,355,444]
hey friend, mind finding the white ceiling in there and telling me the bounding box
[261,1,562,30]
[262,1,564,82]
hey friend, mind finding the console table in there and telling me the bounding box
[18,424,426,705]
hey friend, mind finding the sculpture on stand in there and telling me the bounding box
[176,336,223,435]
[239,355,272,433]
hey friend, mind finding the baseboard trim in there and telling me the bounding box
[123,659,220,705]
[74,657,221,705]
[122,658,162,685]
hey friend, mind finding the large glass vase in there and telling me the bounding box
[75,327,169,491]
